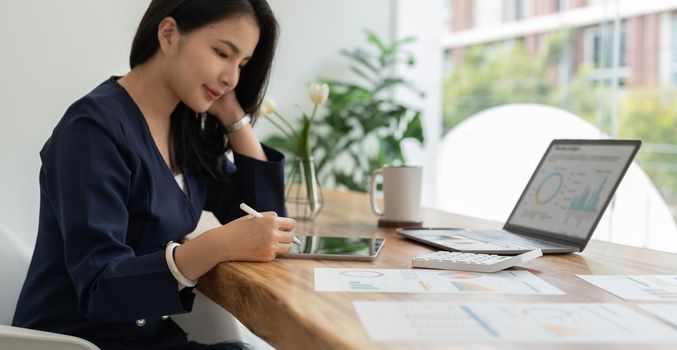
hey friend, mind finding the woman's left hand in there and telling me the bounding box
[209,90,245,127]
[208,88,266,160]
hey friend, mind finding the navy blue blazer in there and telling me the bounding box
[12,78,287,350]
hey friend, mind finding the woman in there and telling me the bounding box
[12,0,295,349]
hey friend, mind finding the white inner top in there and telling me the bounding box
[174,174,186,194]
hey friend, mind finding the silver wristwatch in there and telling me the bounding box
[225,115,252,134]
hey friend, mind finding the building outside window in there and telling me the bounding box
[584,21,629,85]
[440,0,677,252]
[506,0,531,21]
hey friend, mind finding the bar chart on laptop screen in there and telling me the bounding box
[509,144,636,239]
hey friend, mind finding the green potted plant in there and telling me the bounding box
[265,29,424,196]
[311,29,425,192]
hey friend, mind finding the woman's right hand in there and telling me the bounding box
[173,212,296,281]
[206,212,296,262]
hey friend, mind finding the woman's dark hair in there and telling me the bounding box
[129,0,278,179]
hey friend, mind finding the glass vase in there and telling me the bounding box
[285,157,323,221]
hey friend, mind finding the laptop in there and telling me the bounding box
[397,139,641,255]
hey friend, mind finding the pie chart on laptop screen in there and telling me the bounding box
[535,172,563,204]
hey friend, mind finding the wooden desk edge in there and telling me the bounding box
[198,263,370,350]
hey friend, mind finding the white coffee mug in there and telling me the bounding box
[369,166,422,223]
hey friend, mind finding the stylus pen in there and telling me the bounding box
[239,203,302,245]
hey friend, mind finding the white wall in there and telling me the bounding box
[0,0,150,246]
[264,0,392,139]
[394,0,445,207]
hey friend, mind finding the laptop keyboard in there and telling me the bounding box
[455,230,566,250]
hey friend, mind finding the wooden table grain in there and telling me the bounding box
[198,190,677,350]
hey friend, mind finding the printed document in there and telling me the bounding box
[577,275,677,301]
[353,301,677,343]
[640,304,677,327]
[314,268,564,294]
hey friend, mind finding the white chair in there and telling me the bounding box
[0,224,100,350]
[0,325,100,350]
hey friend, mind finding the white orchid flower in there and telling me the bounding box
[308,82,329,105]
[260,97,277,116]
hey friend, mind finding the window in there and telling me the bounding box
[507,0,531,21]
[473,0,502,27]
[443,50,454,76]
[584,21,628,85]
[443,0,453,30]
[587,0,608,6]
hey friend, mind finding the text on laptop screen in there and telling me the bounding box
[507,143,636,240]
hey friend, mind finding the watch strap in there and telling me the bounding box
[225,115,252,134]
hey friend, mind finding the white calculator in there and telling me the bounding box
[411,249,543,273]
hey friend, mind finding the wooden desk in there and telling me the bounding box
[198,190,677,350]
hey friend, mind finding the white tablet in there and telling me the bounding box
[278,235,385,261]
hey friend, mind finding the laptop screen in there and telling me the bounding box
[505,140,640,242]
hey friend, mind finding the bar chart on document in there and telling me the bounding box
[314,268,564,295]
[510,144,634,240]
[578,275,677,301]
